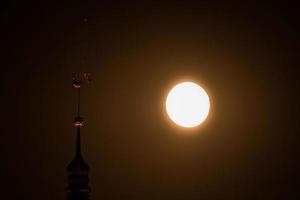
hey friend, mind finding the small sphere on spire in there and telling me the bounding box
[74,117,84,127]
[72,73,91,89]
[73,79,82,89]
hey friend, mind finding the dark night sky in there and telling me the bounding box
[1,1,300,200]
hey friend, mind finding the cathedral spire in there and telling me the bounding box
[66,73,91,200]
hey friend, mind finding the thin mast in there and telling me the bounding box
[72,73,91,155]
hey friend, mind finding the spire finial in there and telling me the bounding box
[72,73,91,128]
[72,73,91,155]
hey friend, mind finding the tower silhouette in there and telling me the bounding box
[66,74,91,200]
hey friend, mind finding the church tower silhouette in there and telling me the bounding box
[66,74,91,200]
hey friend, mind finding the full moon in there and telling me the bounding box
[166,82,210,128]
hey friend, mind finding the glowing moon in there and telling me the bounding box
[166,82,210,128]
